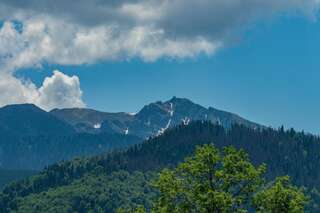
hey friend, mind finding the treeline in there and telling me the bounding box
[1,121,320,212]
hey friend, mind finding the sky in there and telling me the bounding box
[0,0,320,133]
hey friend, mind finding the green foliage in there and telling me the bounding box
[134,206,147,213]
[13,171,156,213]
[152,145,306,213]
[253,176,307,213]
[117,205,147,213]
[0,122,318,212]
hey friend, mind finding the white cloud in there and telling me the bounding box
[0,0,318,108]
[0,70,85,111]
[0,0,318,71]
[37,70,85,111]
[0,18,219,73]
[0,73,39,106]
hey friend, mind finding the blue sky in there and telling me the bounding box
[16,15,320,134]
[0,1,319,133]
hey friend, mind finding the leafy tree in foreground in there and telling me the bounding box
[253,176,307,213]
[151,144,306,213]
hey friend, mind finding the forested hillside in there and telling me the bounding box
[0,133,141,170]
[1,121,320,212]
[0,170,38,190]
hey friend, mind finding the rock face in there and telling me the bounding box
[51,97,261,138]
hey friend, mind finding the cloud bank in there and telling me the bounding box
[0,0,319,109]
[0,0,319,70]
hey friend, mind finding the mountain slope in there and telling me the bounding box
[0,104,75,137]
[51,97,261,138]
[50,108,133,134]
[132,97,261,136]
[0,133,141,170]
[2,122,320,212]
[0,104,142,170]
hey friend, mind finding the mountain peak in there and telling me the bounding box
[0,103,75,138]
[167,96,192,104]
[48,97,261,138]
[136,101,168,119]
[1,103,43,112]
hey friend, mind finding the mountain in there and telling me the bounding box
[0,104,142,170]
[0,104,75,138]
[51,97,261,138]
[1,122,320,212]
[0,133,141,170]
[0,98,260,171]
[50,108,133,134]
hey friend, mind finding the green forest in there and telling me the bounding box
[129,145,306,212]
[1,122,320,212]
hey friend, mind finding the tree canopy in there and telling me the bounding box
[151,144,306,213]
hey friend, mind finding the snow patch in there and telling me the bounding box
[217,118,222,125]
[165,119,172,129]
[124,128,129,135]
[167,103,174,117]
[94,123,101,129]
[182,117,190,125]
[157,119,172,136]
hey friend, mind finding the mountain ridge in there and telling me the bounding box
[0,97,261,138]
[0,104,141,170]
[0,103,75,137]
[0,97,261,170]
[50,97,262,138]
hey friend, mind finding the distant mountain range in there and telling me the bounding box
[51,97,261,138]
[0,97,261,170]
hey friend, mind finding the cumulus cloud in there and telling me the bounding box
[37,70,85,111]
[0,0,319,108]
[0,73,38,106]
[0,18,218,73]
[0,70,85,111]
